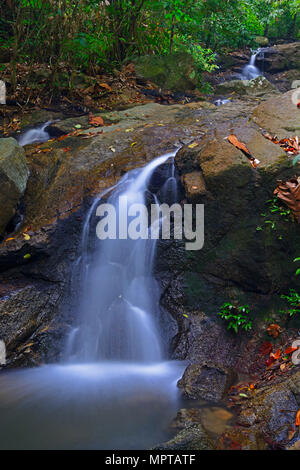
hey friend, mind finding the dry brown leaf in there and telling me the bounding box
[227,134,252,157]
[89,113,104,127]
[274,176,300,223]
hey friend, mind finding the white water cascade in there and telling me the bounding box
[18,121,51,146]
[0,153,186,450]
[242,48,263,80]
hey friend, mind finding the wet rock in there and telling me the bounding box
[0,138,29,236]
[234,370,300,447]
[178,363,235,402]
[216,76,279,97]
[252,89,300,139]
[182,172,207,202]
[152,424,215,450]
[260,42,300,73]
[218,428,267,450]
[132,53,198,92]
[48,102,184,135]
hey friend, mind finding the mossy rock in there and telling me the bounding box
[133,52,198,92]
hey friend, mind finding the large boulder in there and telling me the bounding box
[132,52,198,91]
[0,138,29,236]
[178,362,235,402]
[216,76,280,97]
[257,42,300,73]
[252,89,300,139]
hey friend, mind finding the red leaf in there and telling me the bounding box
[259,341,272,355]
[296,410,300,426]
[270,349,281,360]
[285,346,298,355]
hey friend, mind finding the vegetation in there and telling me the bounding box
[0,0,299,92]
[281,289,300,316]
[218,302,252,333]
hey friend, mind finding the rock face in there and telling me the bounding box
[132,52,198,91]
[233,370,300,448]
[156,90,300,425]
[252,89,300,139]
[216,76,279,97]
[0,101,211,367]
[0,138,29,236]
[257,42,300,73]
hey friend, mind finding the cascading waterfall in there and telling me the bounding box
[66,153,175,363]
[0,153,186,450]
[242,48,263,80]
[18,121,51,146]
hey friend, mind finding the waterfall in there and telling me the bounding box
[242,48,262,80]
[0,152,186,450]
[67,153,176,363]
[18,121,51,146]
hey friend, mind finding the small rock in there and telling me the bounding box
[178,363,234,402]
[152,424,215,450]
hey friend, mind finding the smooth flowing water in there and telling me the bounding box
[241,49,263,80]
[0,153,186,450]
[18,121,51,146]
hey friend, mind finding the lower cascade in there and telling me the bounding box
[18,121,51,146]
[0,153,186,450]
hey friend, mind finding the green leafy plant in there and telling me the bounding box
[218,302,252,333]
[257,197,292,238]
[293,257,300,276]
[280,290,300,317]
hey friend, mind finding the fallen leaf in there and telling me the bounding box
[227,134,252,157]
[259,341,273,355]
[63,147,71,152]
[23,233,30,241]
[296,410,300,426]
[288,424,297,440]
[23,253,31,260]
[188,142,198,149]
[267,323,281,339]
[274,176,300,223]
[270,349,281,360]
[98,83,112,92]
[89,113,104,127]
[285,346,299,355]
